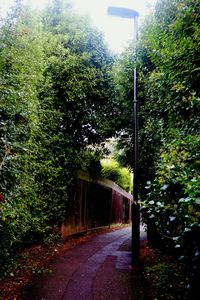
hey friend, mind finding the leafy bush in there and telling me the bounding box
[101,159,132,192]
[0,0,118,277]
[142,134,200,294]
[113,0,200,294]
[143,134,200,239]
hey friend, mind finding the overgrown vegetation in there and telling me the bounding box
[101,159,132,192]
[0,0,119,278]
[1,0,199,296]
[114,0,200,296]
[143,246,189,299]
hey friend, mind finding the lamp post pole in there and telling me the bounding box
[107,6,140,264]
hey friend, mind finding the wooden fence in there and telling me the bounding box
[61,171,133,237]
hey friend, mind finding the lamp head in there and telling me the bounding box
[107,6,139,19]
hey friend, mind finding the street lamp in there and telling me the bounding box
[107,6,140,264]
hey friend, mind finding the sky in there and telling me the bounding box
[0,0,156,53]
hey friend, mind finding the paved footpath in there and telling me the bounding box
[23,226,147,300]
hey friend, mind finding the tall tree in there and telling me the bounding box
[113,0,200,292]
[0,0,120,276]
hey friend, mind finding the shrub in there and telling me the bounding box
[101,159,132,192]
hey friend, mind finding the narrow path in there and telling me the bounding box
[24,226,147,300]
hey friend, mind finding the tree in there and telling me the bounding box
[114,0,199,200]
[0,0,120,276]
[113,0,200,294]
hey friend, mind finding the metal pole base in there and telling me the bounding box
[132,202,140,265]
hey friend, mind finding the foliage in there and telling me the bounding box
[144,247,189,300]
[0,0,118,277]
[111,48,135,169]
[101,159,132,192]
[139,0,200,253]
[113,0,200,294]
[140,0,200,294]
[78,147,104,178]
[0,4,47,276]
[143,134,200,238]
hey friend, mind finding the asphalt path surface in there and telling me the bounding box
[24,226,147,300]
